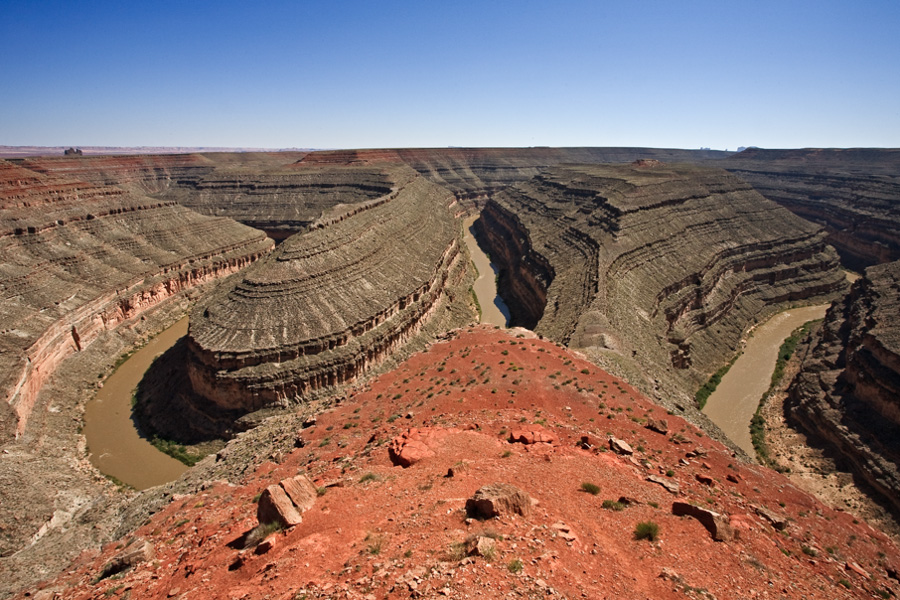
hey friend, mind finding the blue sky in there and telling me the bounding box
[2,0,898,149]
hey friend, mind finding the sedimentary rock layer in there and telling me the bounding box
[163,158,392,240]
[0,159,273,437]
[788,260,900,514]
[300,147,731,208]
[187,166,474,411]
[724,148,900,271]
[476,162,846,410]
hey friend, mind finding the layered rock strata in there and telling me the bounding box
[0,159,273,437]
[300,147,732,209]
[187,166,474,411]
[788,260,900,514]
[724,148,900,271]
[476,162,846,411]
[163,160,392,240]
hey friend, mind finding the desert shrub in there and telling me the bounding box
[602,500,625,511]
[507,558,523,573]
[633,521,660,541]
[581,482,601,495]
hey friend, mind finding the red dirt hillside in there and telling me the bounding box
[28,326,900,599]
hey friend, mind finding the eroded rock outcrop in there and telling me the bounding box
[476,163,846,413]
[0,159,273,437]
[186,166,474,412]
[725,148,900,271]
[301,147,732,209]
[788,260,900,514]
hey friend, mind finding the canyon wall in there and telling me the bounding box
[476,162,847,414]
[301,147,732,208]
[186,165,475,412]
[0,159,273,438]
[723,148,900,271]
[788,260,900,513]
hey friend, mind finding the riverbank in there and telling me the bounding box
[83,318,190,490]
[702,305,830,456]
[761,326,900,544]
[463,215,509,327]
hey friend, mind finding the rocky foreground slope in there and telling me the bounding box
[724,148,900,271]
[25,327,900,599]
[475,162,847,418]
[185,165,475,415]
[0,159,273,439]
[788,260,900,515]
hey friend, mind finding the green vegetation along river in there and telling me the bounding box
[702,305,829,457]
[83,317,189,489]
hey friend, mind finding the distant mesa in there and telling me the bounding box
[63,147,83,156]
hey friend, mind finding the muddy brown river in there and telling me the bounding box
[84,317,189,489]
[464,216,510,327]
[702,305,829,457]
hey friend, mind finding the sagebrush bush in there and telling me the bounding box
[634,521,660,541]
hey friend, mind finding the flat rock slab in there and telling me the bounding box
[672,501,734,542]
[646,475,680,494]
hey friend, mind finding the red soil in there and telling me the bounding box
[26,327,900,599]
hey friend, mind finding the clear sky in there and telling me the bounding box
[2,0,898,150]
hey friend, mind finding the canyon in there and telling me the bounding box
[476,162,846,433]
[0,146,897,599]
[788,261,900,515]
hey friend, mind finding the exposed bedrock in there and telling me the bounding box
[163,161,394,240]
[723,148,900,271]
[15,153,215,195]
[299,147,732,210]
[186,167,476,413]
[476,162,847,414]
[0,159,273,438]
[788,260,900,514]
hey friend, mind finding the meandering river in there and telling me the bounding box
[463,215,510,327]
[83,317,190,489]
[702,305,829,457]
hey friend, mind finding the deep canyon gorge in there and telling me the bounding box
[1,147,898,599]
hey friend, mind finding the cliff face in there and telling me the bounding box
[724,148,900,271]
[0,159,273,437]
[186,165,475,412]
[788,260,900,513]
[476,163,847,412]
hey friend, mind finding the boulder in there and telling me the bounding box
[467,536,496,557]
[281,474,318,512]
[256,474,318,528]
[672,502,734,542]
[509,425,556,445]
[388,428,436,467]
[609,437,633,455]
[645,418,669,435]
[753,505,788,531]
[466,483,531,519]
[99,538,155,579]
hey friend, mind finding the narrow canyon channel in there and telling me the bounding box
[83,317,190,490]
[702,304,829,457]
[463,215,510,327]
